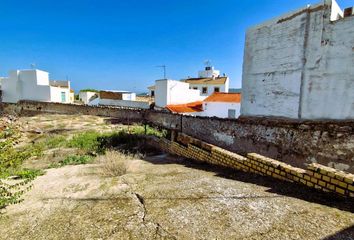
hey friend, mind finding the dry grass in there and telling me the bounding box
[97,151,136,177]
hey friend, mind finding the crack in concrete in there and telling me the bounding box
[132,192,177,239]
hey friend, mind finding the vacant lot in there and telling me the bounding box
[0,114,353,240]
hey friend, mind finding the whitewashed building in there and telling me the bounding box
[79,91,97,104]
[154,79,205,108]
[1,69,72,104]
[88,90,150,109]
[166,92,241,119]
[241,0,354,120]
[201,93,241,118]
[183,65,230,96]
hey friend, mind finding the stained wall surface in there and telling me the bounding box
[241,1,354,120]
[1,101,354,173]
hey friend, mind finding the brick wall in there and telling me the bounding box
[156,133,354,198]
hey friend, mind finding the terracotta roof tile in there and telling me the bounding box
[203,92,241,103]
[166,101,203,113]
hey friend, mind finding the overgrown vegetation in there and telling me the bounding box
[0,125,44,179]
[49,155,93,168]
[0,121,163,209]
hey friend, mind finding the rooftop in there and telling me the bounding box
[183,77,228,85]
[50,80,70,88]
[166,101,203,113]
[204,92,241,103]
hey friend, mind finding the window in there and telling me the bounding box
[61,92,66,103]
[151,90,155,97]
[228,109,236,118]
[193,87,198,90]
[214,87,220,93]
[202,87,208,94]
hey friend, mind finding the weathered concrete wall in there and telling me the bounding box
[1,101,354,173]
[241,1,354,120]
[0,101,145,125]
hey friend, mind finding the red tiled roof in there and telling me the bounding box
[204,92,241,103]
[166,101,203,113]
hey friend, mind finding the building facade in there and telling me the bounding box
[183,66,230,97]
[241,0,354,120]
[154,79,205,108]
[88,90,149,109]
[79,91,98,104]
[166,92,241,119]
[1,69,71,104]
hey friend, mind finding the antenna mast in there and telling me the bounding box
[156,65,167,79]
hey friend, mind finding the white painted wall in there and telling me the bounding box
[241,0,354,120]
[198,67,220,78]
[201,102,241,118]
[79,91,97,104]
[189,79,229,97]
[155,79,205,108]
[121,92,136,101]
[2,69,71,103]
[50,87,70,103]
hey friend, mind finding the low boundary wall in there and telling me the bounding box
[1,100,354,173]
[153,133,354,198]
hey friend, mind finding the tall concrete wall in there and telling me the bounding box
[1,101,354,173]
[241,1,354,120]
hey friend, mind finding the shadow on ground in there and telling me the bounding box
[321,225,354,240]
[143,153,354,213]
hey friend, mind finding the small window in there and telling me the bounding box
[202,87,208,94]
[151,90,155,97]
[214,87,220,93]
[193,87,198,90]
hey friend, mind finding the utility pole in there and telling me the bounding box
[156,65,167,79]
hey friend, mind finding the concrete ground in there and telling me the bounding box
[0,114,353,240]
[0,154,353,240]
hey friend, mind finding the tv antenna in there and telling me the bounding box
[204,60,212,68]
[156,65,167,79]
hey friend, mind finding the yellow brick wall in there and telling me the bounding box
[157,133,354,198]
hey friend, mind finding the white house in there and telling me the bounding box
[88,90,150,109]
[166,92,241,119]
[201,92,241,118]
[183,65,230,97]
[154,79,205,108]
[1,69,72,104]
[79,91,97,104]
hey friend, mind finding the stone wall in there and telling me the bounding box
[1,100,354,173]
[154,132,354,198]
[241,1,354,120]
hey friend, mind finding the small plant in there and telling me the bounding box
[97,151,135,177]
[14,169,45,180]
[67,131,102,153]
[45,135,67,149]
[49,155,93,168]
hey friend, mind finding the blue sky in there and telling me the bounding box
[0,0,352,93]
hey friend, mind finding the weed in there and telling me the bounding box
[45,135,67,149]
[14,169,45,180]
[97,151,135,177]
[49,155,93,168]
